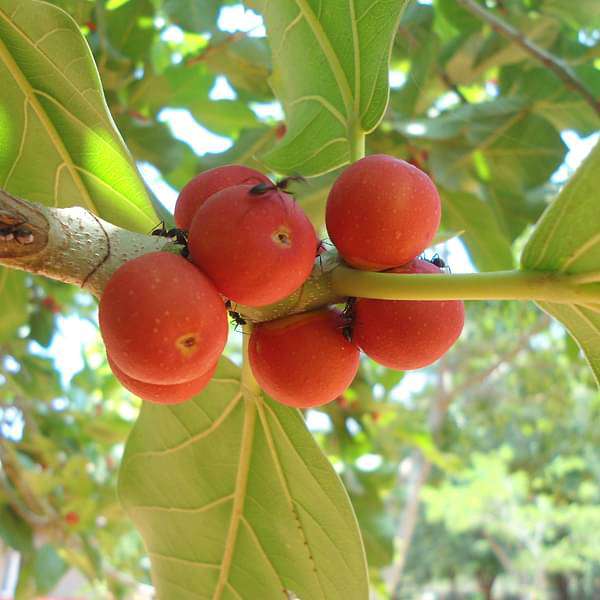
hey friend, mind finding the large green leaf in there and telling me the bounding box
[250,0,409,175]
[521,141,600,384]
[0,0,156,232]
[118,358,369,599]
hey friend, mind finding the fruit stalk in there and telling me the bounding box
[332,266,600,304]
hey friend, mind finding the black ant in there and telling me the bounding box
[341,297,356,343]
[151,222,189,257]
[0,221,34,245]
[249,175,306,196]
[225,300,247,332]
[427,253,451,272]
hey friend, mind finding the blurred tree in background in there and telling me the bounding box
[0,0,598,598]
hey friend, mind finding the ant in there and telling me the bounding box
[151,222,189,257]
[249,175,306,196]
[427,253,451,272]
[0,217,34,245]
[341,297,356,343]
[225,300,247,332]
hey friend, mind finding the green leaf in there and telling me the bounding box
[0,505,33,553]
[34,544,68,594]
[119,358,369,599]
[29,307,55,348]
[203,34,272,99]
[164,0,222,33]
[0,267,27,341]
[0,0,156,232]
[106,0,155,62]
[250,0,409,175]
[521,141,600,384]
[442,190,514,272]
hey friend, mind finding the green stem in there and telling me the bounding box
[331,267,600,304]
[349,124,365,162]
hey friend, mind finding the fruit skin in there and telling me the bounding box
[352,258,465,370]
[174,165,271,230]
[108,355,217,404]
[249,308,360,408]
[326,154,441,270]
[99,252,227,385]
[189,184,318,307]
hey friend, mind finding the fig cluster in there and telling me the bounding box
[99,155,464,408]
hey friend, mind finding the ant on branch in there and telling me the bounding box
[249,175,307,196]
[0,213,34,245]
[224,300,247,332]
[151,221,189,258]
[341,297,356,343]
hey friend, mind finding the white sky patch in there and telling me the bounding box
[346,417,361,436]
[404,122,427,136]
[389,69,406,89]
[161,25,184,43]
[218,5,266,37]
[552,130,599,183]
[210,76,237,100]
[250,101,284,121]
[306,410,333,433]
[356,453,383,471]
[391,371,427,404]
[138,162,179,213]
[159,108,233,154]
[30,314,100,386]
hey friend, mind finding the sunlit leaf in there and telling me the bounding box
[521,141,600,384]
[0,0,156,232]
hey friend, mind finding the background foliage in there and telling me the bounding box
[0,0,599,598]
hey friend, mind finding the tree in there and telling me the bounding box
[0,0,598,598]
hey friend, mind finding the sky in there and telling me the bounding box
[27,3,600,449]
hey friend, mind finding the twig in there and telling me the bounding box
[437,68,468,104]
[456,0,600,116]
[186,32,246,66]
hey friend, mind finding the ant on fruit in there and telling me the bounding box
[341,297,356,343]
[426,253,451,273]
[249,175,306,196]
[151,222,189,258]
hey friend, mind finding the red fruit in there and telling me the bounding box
[249,309,360,408]
[353,258,464,370]
[174,165,271,230]
[99,252,227,384]
[65,511,80,526]
[326,154,441,270]
[189,185,318,306]
[108,355,217,404]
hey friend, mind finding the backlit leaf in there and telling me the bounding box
[250,0,410,175]
[521,141,600,384]
[0,0,156,232]
[119,358,369,599]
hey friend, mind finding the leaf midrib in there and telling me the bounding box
[293,0,354,121]
[212,398,257,599]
